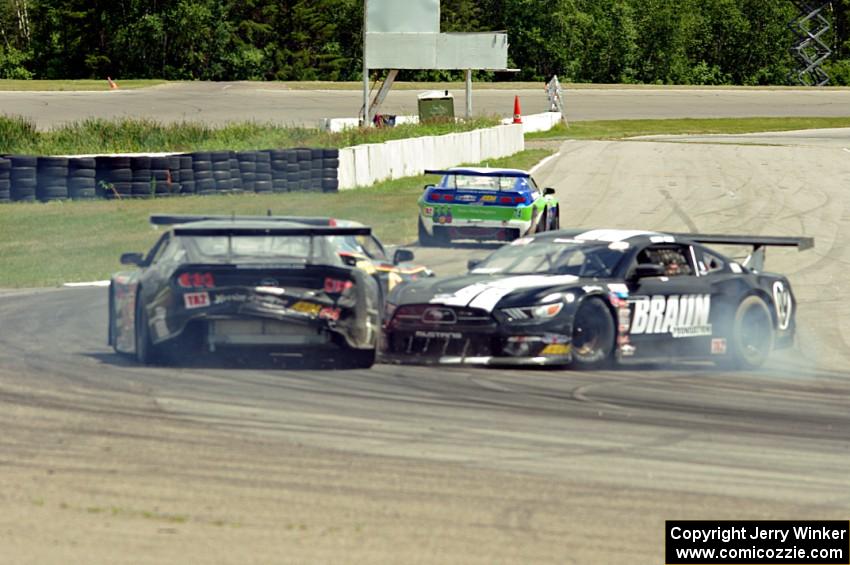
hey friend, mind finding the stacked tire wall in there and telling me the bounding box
[0,148,339,203]
[0,157,10,203]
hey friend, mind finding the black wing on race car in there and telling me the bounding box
[150,214,348,227]
[671,232,813,272]
[424,169,531,178]
[672,233,813,250]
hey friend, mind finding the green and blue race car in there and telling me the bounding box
[417,168,560,246]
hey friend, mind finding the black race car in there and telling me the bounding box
[149,214,434,301]
[109,216,383,368]
[382,229,813,369]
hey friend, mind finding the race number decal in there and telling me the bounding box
[772,281,793,330]
[184,292,210,309]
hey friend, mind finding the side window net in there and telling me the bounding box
[637,246,694,277]
[700,251,725,274]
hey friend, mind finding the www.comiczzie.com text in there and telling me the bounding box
[666,520,849,564]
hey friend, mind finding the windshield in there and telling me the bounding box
[472,241,625,277]
[176,234,342,265]
[442,175,517,191]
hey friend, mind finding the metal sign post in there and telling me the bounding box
[362,0,370,126]
[362,0,513,126]
[465,70,472,119]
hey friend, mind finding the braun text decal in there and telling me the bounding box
[630,294,712,338]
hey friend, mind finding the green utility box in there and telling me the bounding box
[418,90,455,122]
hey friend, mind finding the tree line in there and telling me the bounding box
[2,0,850,85]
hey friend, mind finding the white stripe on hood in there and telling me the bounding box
[430,275,579,312]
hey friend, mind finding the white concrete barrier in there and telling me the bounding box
[339,123,524,190]
[367,143,390,184]
[338,147,356,189]
[385,139,405,180]
[321,115,420,132]
[352,145,371,187]
[501,111,563,134]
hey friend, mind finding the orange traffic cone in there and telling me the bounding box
[512,95,522,124]
[107,76,119,90]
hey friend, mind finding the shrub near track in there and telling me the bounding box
[0,116,501,156]
[0,149,553,288]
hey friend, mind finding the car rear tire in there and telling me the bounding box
[535,210,548,234]
[418,217,449,247]
[725,295,775,370]
[344,348,376,369]
[135,299,159,365]
[570,298,615,369]
[108,285,116,351]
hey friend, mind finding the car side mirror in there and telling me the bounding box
[467,259,482,271]
[543,187,555,196]
[120,252,144,266]
[632,264,666,279]
[393,249,415,265]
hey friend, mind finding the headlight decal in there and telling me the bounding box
[502,301,564,320]
[531,302,564,319]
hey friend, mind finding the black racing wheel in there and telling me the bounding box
[134,297,159,365]
[726,295,775,370]
[535,210,548,233]
[418,217,449,247]
[571,298,615,369]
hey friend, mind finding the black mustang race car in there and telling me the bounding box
[382,229,813,369]
[109,216,387,368]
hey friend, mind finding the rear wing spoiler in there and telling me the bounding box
[672,233,814,272]
[424,169,530,178]
[174,226,371,237]
[150,214,336,227]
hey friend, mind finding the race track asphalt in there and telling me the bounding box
[4,82,850,128]
[1,125,849,563]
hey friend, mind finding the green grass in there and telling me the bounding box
[527,116,850,141]
[0,149,552,288]
[0,116,500,155]
[235,81,850,91]
[4,80,847,92]
[0,79,166,91]
[280,81,549,91]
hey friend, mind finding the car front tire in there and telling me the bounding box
[570,298,615,369]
